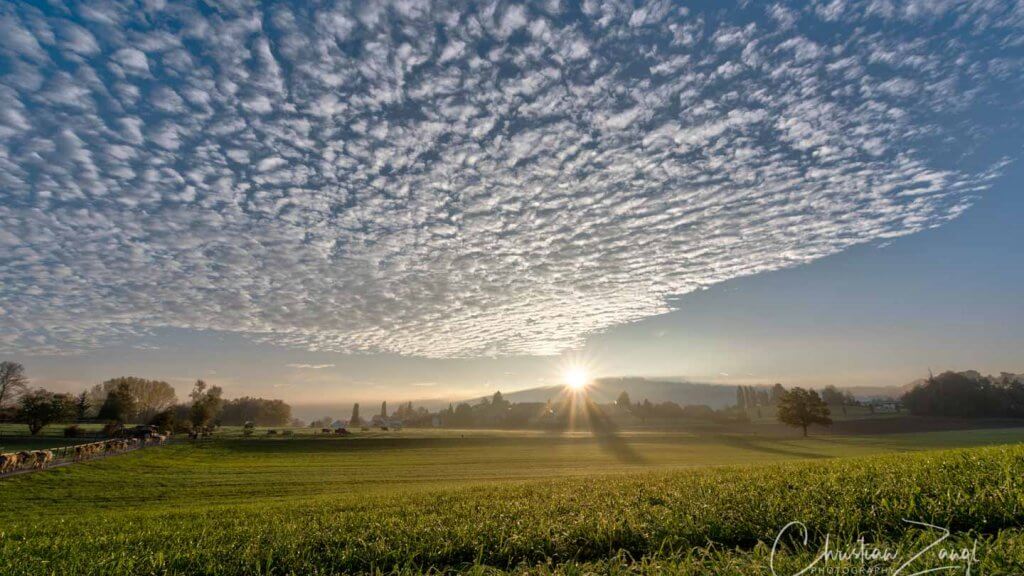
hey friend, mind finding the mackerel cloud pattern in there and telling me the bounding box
[1,1,1021,356]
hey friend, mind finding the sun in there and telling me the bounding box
[563,366,590,391]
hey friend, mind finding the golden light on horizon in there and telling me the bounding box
[563,366,590,391]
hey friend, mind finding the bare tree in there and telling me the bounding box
[0,361,29,408]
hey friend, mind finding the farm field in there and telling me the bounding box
[0,436,92,451]
[2,428,1024,575]
[0,422,107,451]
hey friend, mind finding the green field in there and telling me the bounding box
[0,422,105,451]
[3,428,1024,574]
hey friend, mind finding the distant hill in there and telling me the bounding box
[471,377,742,409]
[473,378,923,407]
[293,372,1015,420]
[841,385,909,400]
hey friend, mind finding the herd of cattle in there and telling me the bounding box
[0,449,54,472]
[0,433,168,475]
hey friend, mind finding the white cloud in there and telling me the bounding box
[0,0,1020,358]
[286,364,336,370]
[112,47,150,74]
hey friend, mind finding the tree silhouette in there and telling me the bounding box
[18,389,73,435]
[777,387,832,437]
[0,361,28,408]
[616,391,631,409]
[98,381,137,424]
[73,391,91,420]
[771,383,786,405]
[188,379,223,428]
[901,370,1020,417]
[820,385,848,415]
[98,377,177,423]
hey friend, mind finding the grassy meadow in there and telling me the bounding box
[2,428,1024,574]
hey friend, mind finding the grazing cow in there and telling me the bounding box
[266,429,278,435]
[32,450,53,469]
[0,453,22,473]
[17,451,35,469]
[321,428,332,434]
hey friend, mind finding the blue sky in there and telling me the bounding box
[1,0,1022,406]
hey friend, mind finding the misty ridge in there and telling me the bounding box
[289,371,1024,429]
[8,364,1021,438]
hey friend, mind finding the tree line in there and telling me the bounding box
[902,370,1024,418]
[0,361,294,436]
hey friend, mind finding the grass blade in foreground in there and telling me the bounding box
[2,444,1022,574]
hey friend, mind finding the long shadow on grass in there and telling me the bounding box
[712,434,831,460]
[541,389,646,464]
[582,398,646,464]
[211,436,608,454]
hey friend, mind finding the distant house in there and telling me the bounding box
[865,400,902,413]
[371,414,403,429]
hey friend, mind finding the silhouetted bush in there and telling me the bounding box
[149,409,175,434]
[101,421,123,438]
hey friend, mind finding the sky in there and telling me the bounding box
[1,0,1023,412]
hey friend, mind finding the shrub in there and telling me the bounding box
[63,425,82,438]
[101,421,122,438]
[17,389,75,435]
[148,409,175,434]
